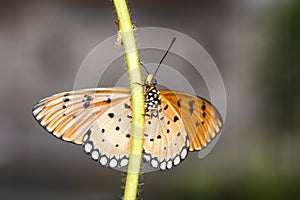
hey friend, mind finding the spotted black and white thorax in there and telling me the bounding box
[144,85,161,118]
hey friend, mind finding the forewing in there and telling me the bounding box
[159,89,223,151]
[32,88,131,144]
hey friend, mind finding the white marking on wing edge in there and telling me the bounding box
[167,160,172,169]
[109,159,118,168]
[84,143,92,153]
[181,148,187,159]
[160,162,166,170]
[100,156,108,165]
[83,135,89,142]
[144,154,151,161]
[120,158,128,167]
[91,151,99,160]
[173,156,180,166]
[151,159,158,168]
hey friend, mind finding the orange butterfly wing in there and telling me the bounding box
[142,90,190,170]
[32,88,131,144]
[159,89,223,151]
[33,87,222,171]
[82,95,135,169]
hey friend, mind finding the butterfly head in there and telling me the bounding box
[145,74,157,86]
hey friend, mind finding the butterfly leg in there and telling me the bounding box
[115,31,123,47]
[114,20,137,48]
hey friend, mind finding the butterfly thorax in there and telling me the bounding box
[144,85,161,118]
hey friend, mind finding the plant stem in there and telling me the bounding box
[112,1,144,200]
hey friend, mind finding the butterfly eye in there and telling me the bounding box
[150,78,157,86]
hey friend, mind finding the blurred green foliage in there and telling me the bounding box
[260,1,300,134]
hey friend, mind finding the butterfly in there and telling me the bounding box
[32,38,223,171]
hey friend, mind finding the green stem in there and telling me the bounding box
[112,1,144,200]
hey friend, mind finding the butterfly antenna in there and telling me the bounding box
[140,61,150,75]
[153,37,176,77]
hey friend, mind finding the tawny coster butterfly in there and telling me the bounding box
[32,38,223,171]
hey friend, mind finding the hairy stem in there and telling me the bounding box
[112,1,144,200]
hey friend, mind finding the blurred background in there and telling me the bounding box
[1,0,300,199]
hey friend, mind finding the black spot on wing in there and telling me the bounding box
[108,113,114,118]
[189,100,195,114]
[86,95,93,101]
[164,104,168,110]
[177,98,182,107]
[189,100,195,107]
[84,101,90,109]
[83,95,93,102]
[189,107,194,115]
[174,116,179,122]
[85,129,92,136]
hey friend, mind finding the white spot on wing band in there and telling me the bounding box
[109,159,118,168]
[100,156,108,165]
[167,160,172,169]
[151,159,158,168]
[181,149,187,159]
[91,151,99,160]
[84,143,93,153]
[144,154,151,161]
[83,135,89,142]
[173,156,180,166]
[120,158,128,167]
[160,162,166,170]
